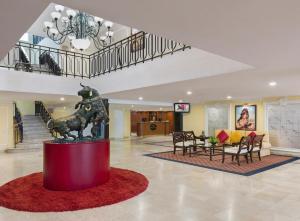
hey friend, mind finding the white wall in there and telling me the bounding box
[109,104,130,139]
[0,102,14,151]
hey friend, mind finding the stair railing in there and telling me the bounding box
[0,32,191,78]
[35,101,53,124]
[13,103,23,146]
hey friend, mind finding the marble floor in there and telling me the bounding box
[1,136,300,221]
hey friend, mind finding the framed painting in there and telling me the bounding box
[235,105,257,131]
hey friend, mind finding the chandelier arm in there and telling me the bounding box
[54,19,67,36]
[92,38,105,50]
[91,23,102,38]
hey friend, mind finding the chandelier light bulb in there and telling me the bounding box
[44,21,53,29]
[106,31,114,37]
[104,21,113,28]
[51,11,61,20]
[66,9,76,18]
[94,16,104,23]
[54,4,64,12]
[49,28,59,35]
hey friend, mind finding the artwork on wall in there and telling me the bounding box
[235,105,256,131]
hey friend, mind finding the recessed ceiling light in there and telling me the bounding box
[187,91,192,95]
[159,107,163,111]
[178,99,183,103]
[131,104,134,108]
[138,97,143,100]
[60,97,65,101]
[226,96,232,99]
[269,81,277,86]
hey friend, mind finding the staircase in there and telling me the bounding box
[39,51,62,76]
[6,115,52,153]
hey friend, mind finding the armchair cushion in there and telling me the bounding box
[230,131,243,143]
[217,130,229,143]
[224,147,248,154]
[176,140,194,147]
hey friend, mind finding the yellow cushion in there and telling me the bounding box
[230,131,243,143]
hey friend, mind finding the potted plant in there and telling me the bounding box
[208,136,218,145]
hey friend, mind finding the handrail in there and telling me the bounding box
[35,101,53,124]
[0,32,191,78]
[13,103,23,146]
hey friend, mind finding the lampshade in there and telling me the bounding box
[72,38,91,50]
[49,28,59,35]
[66,9,76,18]
[104,21,113,28]
[51,12,61,20]
[44,21,53,29]
[94,16,104,23]
[55,4,64,12]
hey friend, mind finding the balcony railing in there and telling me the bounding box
[0,31,190,78]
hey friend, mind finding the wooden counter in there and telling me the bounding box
[136,121,170,136]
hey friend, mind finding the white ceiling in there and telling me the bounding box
[1,0,300,103]
[105,68,300,103]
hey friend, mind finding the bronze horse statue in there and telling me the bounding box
[47,84,109,140]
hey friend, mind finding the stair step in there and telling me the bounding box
[271,147,300,157]
[22,138,52,143]
[5,147,41,153]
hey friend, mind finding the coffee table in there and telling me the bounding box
[189,143,224,161]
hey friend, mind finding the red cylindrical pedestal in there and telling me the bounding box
[43,139,110,191]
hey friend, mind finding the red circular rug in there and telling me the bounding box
[0,167,148,212]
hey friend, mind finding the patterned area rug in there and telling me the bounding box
[145,151,298,176]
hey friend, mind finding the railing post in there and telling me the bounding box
[65,51,68,77]
[81,54,84,79]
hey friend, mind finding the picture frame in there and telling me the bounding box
[235,105,257,131]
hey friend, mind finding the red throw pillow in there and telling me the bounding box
[248,131,256,138]
[217,130,229,143]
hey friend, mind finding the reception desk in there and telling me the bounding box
[137,121,170,136]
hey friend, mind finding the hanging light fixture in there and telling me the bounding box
[43,4,114,50]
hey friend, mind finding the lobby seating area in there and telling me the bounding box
[172,130,268,166]
[3,1,300,220]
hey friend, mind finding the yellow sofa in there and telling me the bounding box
[215,129,271,156]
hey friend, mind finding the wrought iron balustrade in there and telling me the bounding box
[0,41,91,78]
[89,31,190,76]
[13,103,23,145]
[0,32,190,78]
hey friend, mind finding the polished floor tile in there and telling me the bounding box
[0,137,300,221]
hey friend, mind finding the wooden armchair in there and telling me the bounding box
[249,134,265,162]
[184,131,205,146]
[172,132,190,155]
[222,136,252,166]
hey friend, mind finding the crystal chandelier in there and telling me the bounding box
[43,5,114,51]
